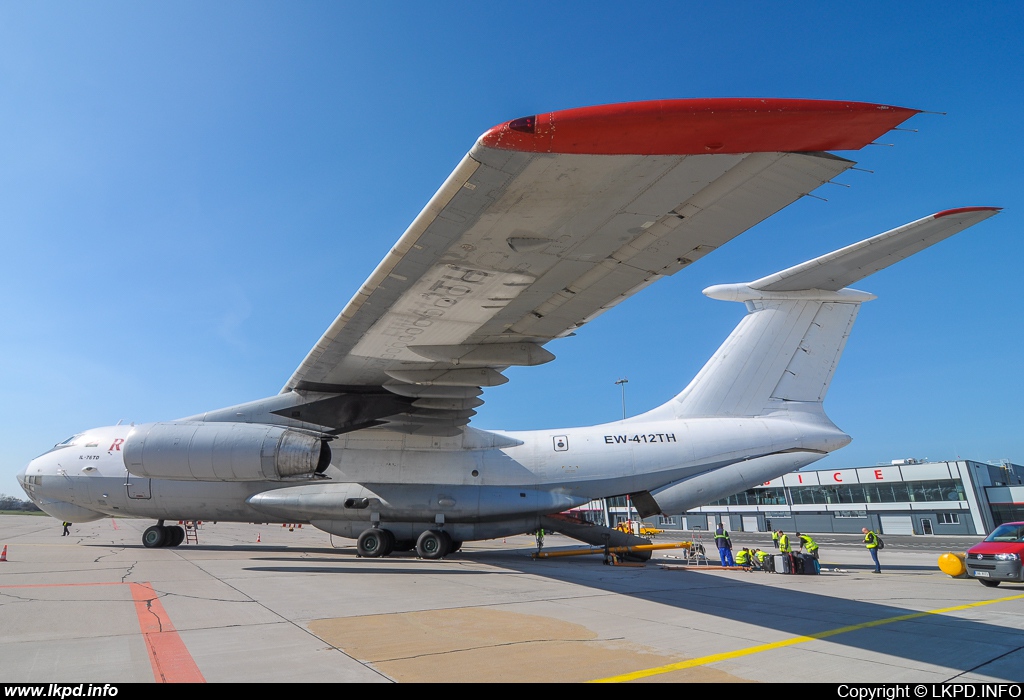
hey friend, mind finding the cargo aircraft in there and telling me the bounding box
[18,99,998,559]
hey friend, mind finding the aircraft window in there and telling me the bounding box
[39,433,84,456]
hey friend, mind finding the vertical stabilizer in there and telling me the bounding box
[645,207,999,420]
[670,289,870,417]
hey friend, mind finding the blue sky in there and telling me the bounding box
[2,3,1022,494]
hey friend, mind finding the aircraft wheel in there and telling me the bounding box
[378,529,396,557]
[142,525,166,548]
[979,579,1001,588]
[450,540,463,553]
[416,530,450,560]
[357,528,389,558]
[166,526,185,547]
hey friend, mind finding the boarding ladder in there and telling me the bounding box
[184,520,200,545]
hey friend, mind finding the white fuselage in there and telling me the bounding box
[18,410,848,542]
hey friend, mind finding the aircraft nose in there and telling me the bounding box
[16,460,34,497]
[16,460,29,483]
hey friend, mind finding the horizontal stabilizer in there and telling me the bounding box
[664,206,1000,418]
[750,207,1000,292]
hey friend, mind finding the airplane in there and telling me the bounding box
[17,98,999,560]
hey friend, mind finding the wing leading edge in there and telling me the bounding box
[283,99,918,436]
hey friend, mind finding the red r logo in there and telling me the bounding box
[109,439,124,451]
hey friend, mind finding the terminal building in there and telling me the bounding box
[631,458,1024,536]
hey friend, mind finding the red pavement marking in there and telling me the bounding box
[110,519,120,530]
[130,582,206,683]
[0,581,204,682]
[0,582,123,588]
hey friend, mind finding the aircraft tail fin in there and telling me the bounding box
[655,207,999,419]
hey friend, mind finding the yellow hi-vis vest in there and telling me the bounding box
[779,534,791,553]
[799,534,818,552]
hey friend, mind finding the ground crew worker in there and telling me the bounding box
[777,530,791,553]
[536,527,545,552]
[753,548,770,572]
[714,522,735,567]
[771,530,780,549]
[62,521,70,536]
[735,547,752,570]
[796,532,819,560]
[862,527,881,573]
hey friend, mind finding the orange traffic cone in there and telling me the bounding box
[256,533,261,543]
[0,545,8,562]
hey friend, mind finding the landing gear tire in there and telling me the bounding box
[450,540,463,553]
[416,530,451,560]
[166,526,185,547]
[979,579,1001,588]
[357,528,393,558]
[439,530,453,557]
[142,525,166,548]
[379,529,396,557]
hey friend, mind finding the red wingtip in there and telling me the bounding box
[934,206,1002,219]
[480,98,920,156]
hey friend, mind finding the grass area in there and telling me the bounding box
[0,510,48,516]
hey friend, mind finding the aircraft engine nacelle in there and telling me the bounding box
[123,421,332,482]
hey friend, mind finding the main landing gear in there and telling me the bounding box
[356,528,395,558]
[355,527,461,559]
[142,521,185,548]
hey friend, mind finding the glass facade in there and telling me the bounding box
[709,479,966,507]
[709,487,787,506]
[991,505,1024,526]
[790,479,965,505]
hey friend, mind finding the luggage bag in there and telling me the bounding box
[797,553,820,575]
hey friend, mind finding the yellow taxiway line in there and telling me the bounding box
[590,592,1024,683]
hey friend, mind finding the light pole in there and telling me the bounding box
[607,378,629,527]
[615,378,628,420]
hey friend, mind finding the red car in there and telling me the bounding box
[965,522,1024,587]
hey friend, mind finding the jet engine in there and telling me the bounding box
[123,421,331,482]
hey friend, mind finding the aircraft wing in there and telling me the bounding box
[283,99,918,435]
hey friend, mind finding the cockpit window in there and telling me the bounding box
[39,433,84,456]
